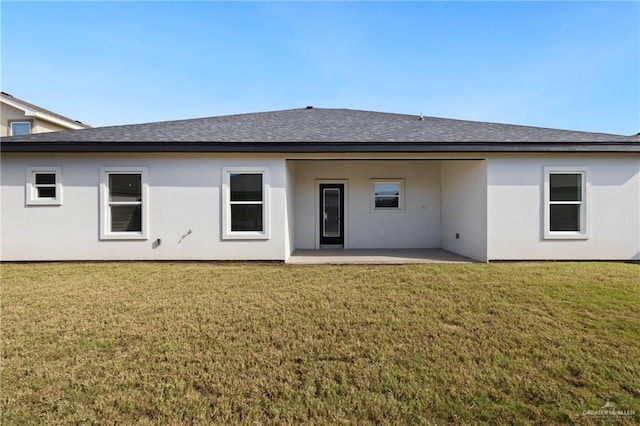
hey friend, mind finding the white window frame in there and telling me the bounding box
[222,167,270,240]
[100,167,148,240]
[543,166,590,240]
[371,179,405,213]
[10,120,32,136]
[26,167,62,206]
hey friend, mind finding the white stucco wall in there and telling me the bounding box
[0,154,289,261]
[441,160,488,261]
[284,161,296,260]
[3,152,638,262]
[292,160,442,249]
[487,155,640,260]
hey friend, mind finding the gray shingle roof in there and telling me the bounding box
[2,108,638,153]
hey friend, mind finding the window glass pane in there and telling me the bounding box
[35,173,56,185]
[550,204,580,231]
[11,122,31,136]
[374,183,399,196]
[375,196,399,208]
[550,174,581,201]
[230,173,262,201]
[109,174,141,201]
[323,188,340,237]
[110,205,142,232]
[37,187,56,198]
[231,204,263,231]
[374,183,400,208]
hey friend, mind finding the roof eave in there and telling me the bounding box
[29,111,91,129]
[1,141,639,153]
[1,96,90,130]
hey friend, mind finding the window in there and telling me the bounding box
[222,168,269,239]
[100,167,148,239]
[10,120,32,136]
[372,180,404,212]
[544,167,589,239]
[26,167,62,205]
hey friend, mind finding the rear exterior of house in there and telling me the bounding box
[1,108,639,262]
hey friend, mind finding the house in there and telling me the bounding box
[1,92,91,137]
[1,107,639,262]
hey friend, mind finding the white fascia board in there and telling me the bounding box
[2,96,37,115]
[29,111,89,129]
[1,96,87,130]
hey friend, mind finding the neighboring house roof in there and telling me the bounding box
[2,107,639,153]
[1,92,92,130]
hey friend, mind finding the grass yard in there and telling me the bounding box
[1,262,639,424]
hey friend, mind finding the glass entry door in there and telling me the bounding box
[319,183,344,245]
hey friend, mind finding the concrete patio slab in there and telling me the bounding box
[287,249,476,264]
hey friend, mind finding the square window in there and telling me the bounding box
[110,205,142,232]
[26,167,62,205]
[100,168,148,240]
[109,174,142,202]
[10,121,31,136]
[372,180,404,212]
[230,173,263,202]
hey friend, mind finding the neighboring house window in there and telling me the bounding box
[372,180,404,212]
[100,167,148,240]
[26,167,62,205]
[10,120,32,136]
[222,168,269,239]
[544,167,589,239]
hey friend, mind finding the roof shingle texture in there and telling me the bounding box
[3,108,637,143]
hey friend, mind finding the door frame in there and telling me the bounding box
[315,179,348,249]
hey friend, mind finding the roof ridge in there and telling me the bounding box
[413,114,631,138]
[1,107,636,143]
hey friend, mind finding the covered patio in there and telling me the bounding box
[287,248,476,264]
[286,158,488,263]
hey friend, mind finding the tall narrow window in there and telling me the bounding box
[544,167,589,239]
[109,174,142,232]
[10,121,32,136]
[100,167,148,239]
[26,167,62,205]
[230,173,263,231]
[222,168,269,239]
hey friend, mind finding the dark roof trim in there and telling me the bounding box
[2,141,639,153]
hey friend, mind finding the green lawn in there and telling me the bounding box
[2,262,639,424]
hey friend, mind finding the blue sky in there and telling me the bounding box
[2,1,638,135]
